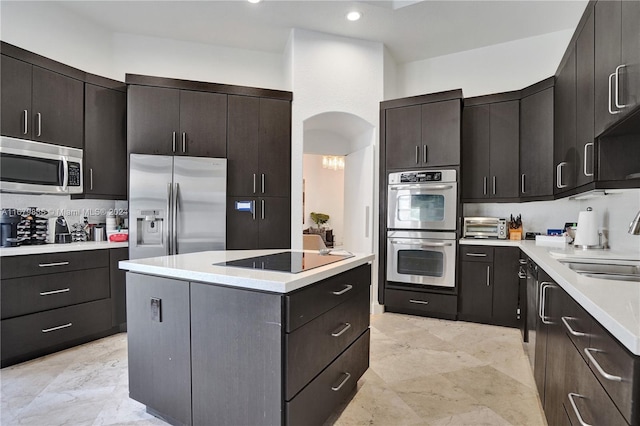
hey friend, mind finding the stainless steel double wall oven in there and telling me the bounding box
[386,170,458,288]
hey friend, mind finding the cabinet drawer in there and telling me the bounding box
[0,250,109,279]
[1,267,110,319]
[286,329,370,426]
[385,288,457,317]
[286,286,369,400]
[1,298,112,365]
[560,296,593,364]
[587,320,639,424]
[460,246,494,262]
[286,264,370,332]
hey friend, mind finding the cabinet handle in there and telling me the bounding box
[486,266,490,286]
[23,110,28,135]
[539,282,553,324]
[331,322,352,337]
[519,259,527,265]
[561,316,589,337]
[584,348,622,382]
[42,323,72,333]
[182,132,186,153]
[415,146,420,164]
[568,393,593,426]
[332,284,353,296]
[608,72,620,115]
[614,64,627,109]
[331,372,351,391]
[483,177,487,195]
[409,299,429,305]
[423,144,428,163]
[38,261,70,268]
[252,174,256,194]
[40,288,70,296]
[518,271,526,279]
[556,162,568,189]
[37,112,42,137]
[261,174,265,194]
[583,142,594,177]
[252,200,256,220]
[172,132,177,152]
[492,176,496,195]
[465,253,487,257]
[90,168,94,191]
[261,199,265,220]
[521,174,526,194]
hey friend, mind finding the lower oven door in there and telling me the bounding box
[386,231,456,287]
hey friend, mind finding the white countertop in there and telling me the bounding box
[0,241,128,257]
[460,238,640,356]
[120,250,375,294]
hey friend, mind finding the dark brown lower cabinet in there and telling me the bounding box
[109,247,128,328]
[126,263,371,425]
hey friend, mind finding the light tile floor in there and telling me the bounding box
[1,313,547,425]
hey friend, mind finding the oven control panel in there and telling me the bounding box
[389,169,457,184]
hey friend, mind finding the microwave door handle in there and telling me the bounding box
[61,156,68,192]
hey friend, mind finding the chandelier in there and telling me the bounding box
[322,156,345,170]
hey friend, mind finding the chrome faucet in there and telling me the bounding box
[630,210,640,235]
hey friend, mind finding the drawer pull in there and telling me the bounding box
[568,393,592,426]
[584,348,622,382]
[409,299,429,305]
[332,285,353,296]
[465,253,487,257]
[39,288,70,296]
[38,261,70,268]
[561,317,588,337]
[331,322,352,337]
[42,323,72,333]
[331,372,351,391]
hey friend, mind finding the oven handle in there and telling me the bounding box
[389,184,454,191]
[389,240,453,247]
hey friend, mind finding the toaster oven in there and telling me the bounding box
[463,217,507,239]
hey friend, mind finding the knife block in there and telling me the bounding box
[509,224,523,240]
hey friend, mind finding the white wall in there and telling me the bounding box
[397,29,574,98]
[463,189,640,254]
[343,144,375,254]
[302,155,344,245]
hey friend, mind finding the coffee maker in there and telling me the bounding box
[54,216,72,244]
[0,209,22,247]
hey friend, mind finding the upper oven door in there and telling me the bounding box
[388,181,457,230]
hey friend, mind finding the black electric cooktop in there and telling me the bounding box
[216,251,353,274]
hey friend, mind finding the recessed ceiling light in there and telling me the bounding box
[346,11,362,21]
[248,0,261,3]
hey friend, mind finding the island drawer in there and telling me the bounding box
[460,246,494,262]
[1,267,110,319]
[384,288,457,318]
[286,263,371,332]
[587,318,639,425]
[0,250,109,279]
[285,286,369,400]
[286,329,370,426]
[1,298,112,366]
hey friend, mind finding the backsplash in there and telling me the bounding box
[0,193,128,228]
[463,189,640,253]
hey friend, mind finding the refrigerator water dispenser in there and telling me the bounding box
[136,210,164,246]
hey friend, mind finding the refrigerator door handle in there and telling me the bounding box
[166,183,172,255]
[173,183,179,254]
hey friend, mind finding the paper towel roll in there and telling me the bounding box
[574,207,599,247]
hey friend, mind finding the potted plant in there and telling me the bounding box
[310,212,330,231]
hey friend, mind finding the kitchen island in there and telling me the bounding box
[119,249,374,426]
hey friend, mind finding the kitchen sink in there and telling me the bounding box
[558,259,640,282]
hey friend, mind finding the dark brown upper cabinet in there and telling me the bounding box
[594,0,640,137]
[462,94,519,201]
[554,48,577,195]
[1,54,83,149]
[575,8,595,188]
[83,82,127,199]
[127,85,227,157]
[227,95,291,198]
[520,80,554,200]
[383,91,462,171]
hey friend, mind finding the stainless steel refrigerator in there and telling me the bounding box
[129,154,226,260]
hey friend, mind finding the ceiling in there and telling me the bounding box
[57,0,588,64]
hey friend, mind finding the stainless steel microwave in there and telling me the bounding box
[0,136,83,195]
[463,217,507,239]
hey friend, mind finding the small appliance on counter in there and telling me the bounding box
[54,215,72,244]
[463,217,507,239]
[16,207,49,245]
[0,208,22,247]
